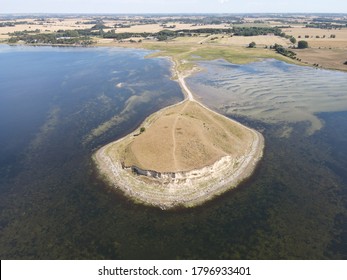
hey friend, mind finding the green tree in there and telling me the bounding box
[8,37,19,43]
[297,40,309,49]
[290,36,296,44]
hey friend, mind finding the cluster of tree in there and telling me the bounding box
[138,19,158,25]
[91,23,110,30]
[160,24,176,29]
[34,18,46,22]
[6,23,306,46]
[0,21,29,27]
[299,34,335,39]
[103,30,150,40]
[73,28,102,36]
[0,22,15,27]
[232,27,284,36]
[276,25,292,29]
[103,28,231,41]
[306,23,346,29]
[232,20,246,25]
[83,20,103,25]
[56,37,94,45]
[9,29,41,36]
[312,17,347,25]
[178,28,232,35]
[173,16,242,25]
[297,40,309,49]
[271,44,296,59]
[116,27,284,41]
[114,24,131,28]
[56,30,80,37]
[8,32,93,45]
[155,30,177,41]
[290,36,297,44]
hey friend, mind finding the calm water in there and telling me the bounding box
[187,59,347,135]
[0,46,346,259]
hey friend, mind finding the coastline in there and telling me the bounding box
[93,56,265,209]
[93,129,264,209]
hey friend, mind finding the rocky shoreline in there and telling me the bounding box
[94,126,264,209]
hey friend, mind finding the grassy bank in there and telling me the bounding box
[130,41,304,74]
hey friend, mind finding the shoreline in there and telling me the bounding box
[93,56,265,209]
[93,129,264,209]
[2,42,347,73]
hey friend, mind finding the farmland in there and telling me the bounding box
[2,13,346,71]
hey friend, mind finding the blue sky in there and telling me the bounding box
[2,0,347,14]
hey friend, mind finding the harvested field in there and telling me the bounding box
[0,18,94,38]
[285,27,347,48]
[172,36,208,43]
[218,35,289,47]
[295,48,347,71]
[170,34,290,47]
[102,22,229,33]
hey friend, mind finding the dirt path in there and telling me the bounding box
[198,35,214,44]
[178,75,195,101]
[171,100,189,170]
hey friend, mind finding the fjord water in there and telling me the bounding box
[187,59,347,135]
[0,46,346,259]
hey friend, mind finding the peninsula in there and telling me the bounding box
[93,61,264,209]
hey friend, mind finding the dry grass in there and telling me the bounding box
[112,23,228,33]
[113,24,163,33]
[140,42,297,70]
[121,100,253,172]
[285,27,347,48]
[0,17,94,38]
[0,19,230,37]
[173,34,289,47]
[218,35,289,47]
[172,36,207,43]
[295,48,347,71]
[281,27,347,71]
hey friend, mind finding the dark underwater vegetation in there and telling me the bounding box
[0,46,346,259]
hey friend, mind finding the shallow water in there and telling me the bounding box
[0,46,346,259]
[187,59,347,135]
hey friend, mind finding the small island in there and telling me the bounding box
[93,62,264,209]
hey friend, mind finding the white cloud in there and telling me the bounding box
[219,0,230,4]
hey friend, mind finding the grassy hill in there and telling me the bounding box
[120,100,253,173]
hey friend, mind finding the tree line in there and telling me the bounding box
[102,26,285,41]
[7,26,300,45]
[8,31,94,45]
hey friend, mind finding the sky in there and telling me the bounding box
[2,0,347,14]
